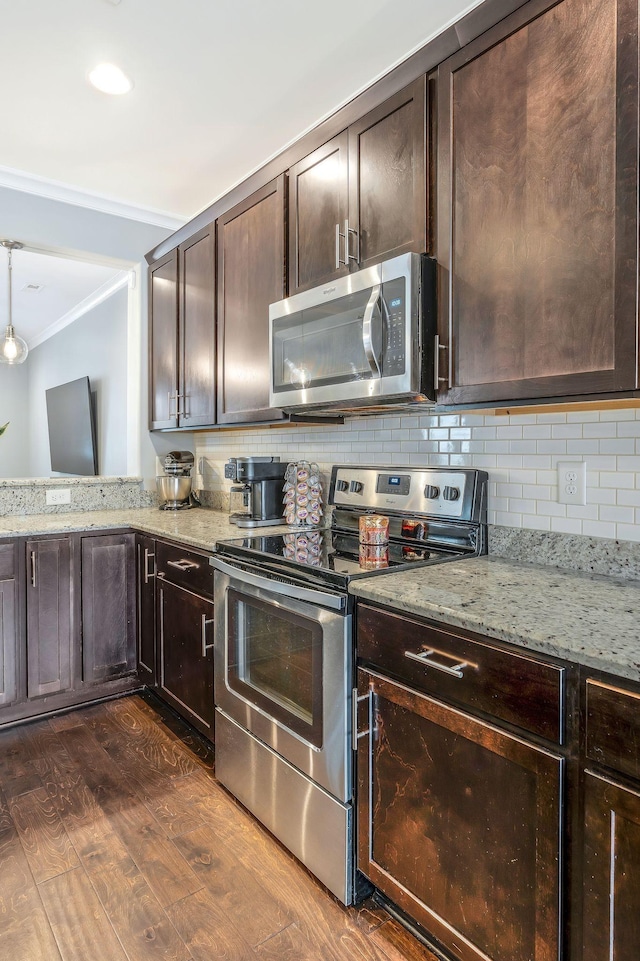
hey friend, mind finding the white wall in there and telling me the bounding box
[195,405,640,542]
[0,183,189,485]
[27,287,128,476]
[0,362,30,476]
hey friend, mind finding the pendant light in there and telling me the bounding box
[0,240,28,365]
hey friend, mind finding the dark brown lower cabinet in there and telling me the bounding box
[357,666,563,961]
[0,576,17,707]
[26,537,72,698]
[582,771,640,961]
[157,577,214,739]
[135,534,156,686]
[81,533,136,683]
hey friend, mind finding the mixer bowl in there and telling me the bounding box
[156,475,192,507]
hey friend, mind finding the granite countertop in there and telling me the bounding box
[350,555,640,682]
[0,507,287,552]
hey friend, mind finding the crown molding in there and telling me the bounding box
[29,270,130,350]
[0,165,186,230]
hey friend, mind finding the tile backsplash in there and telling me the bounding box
[195,406,640,543]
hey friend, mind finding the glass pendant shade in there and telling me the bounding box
[0,324,28,364]
[0,240,28,366]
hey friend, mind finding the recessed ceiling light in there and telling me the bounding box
[88,63,133,95]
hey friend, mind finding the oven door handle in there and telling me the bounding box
[211,556,345,612]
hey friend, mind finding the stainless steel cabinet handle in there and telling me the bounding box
[352,687,372,752]
[175,391,187,418]
[335,223,347,268]
[144,548,155,584]
[404,647,473,678]
[362,285,382,379]
[201,615,214,656]
[167,390,181,419]
[345,219,359,264]
[434,334,449,392]
[30,550,37,588]
[167,559,200,572]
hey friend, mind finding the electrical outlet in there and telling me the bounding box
[46,488,71,506]
[557,461,586,506]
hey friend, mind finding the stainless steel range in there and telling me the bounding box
[211,465,488,904]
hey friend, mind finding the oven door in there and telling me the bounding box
[212,557,352,802]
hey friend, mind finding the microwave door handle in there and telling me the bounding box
[362,285,382,379]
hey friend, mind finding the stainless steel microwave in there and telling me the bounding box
[269,253,436,413]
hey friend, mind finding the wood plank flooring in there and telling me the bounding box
[0,694,442,961]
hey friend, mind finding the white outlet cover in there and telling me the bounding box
[46,488,71,505]
[557,461,586,506]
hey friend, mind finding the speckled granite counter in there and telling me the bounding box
[350,556,640,682]
[0,507,283,552]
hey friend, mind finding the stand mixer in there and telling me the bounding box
[225,456,287,527]
[156,451,198,510]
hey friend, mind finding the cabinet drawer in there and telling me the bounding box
[0,542,14,579]
[357,604,564,743]
[586,679,640,781]
[156,540,213,599]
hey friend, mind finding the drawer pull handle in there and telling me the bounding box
[167,559,199,572]
[404,648,472,679]
[201,615,214,657]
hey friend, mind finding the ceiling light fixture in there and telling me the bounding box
[88,63,133,95]
[0,241,29,366]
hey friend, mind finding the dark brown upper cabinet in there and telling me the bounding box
[149,249,179,429]
[149,224,215,429]
[436,0,639,406]
[288,77,428,295]
[216,176,287,425]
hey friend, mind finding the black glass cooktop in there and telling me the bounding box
[215,529,455,589]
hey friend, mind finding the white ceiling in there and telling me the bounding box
[0,0,483,222]
[1,249,125,347]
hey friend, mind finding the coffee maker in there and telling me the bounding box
[156,451,198,510]
[225,456,287,527]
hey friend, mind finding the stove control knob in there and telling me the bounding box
[424,484,440,499]
[336,479,349,492]
[443,485,460,502]
[349,480,364,494]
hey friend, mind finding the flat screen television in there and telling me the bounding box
[46,376,98,476]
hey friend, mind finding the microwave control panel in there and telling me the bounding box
[382,277,406,376]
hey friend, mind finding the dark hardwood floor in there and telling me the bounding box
[0,694,440,961]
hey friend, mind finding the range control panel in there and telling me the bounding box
[330,465,487,522]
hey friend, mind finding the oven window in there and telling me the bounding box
[227,588,323,747]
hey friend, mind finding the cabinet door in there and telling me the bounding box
[288,132,349,294]
[135,534,156,686]
[582,771,640,961]
[157,578,214,739]
[179,225,215,427]
[81,533,136,683]
[26,538,72,698]
[348,77,427,270]
[216,176,287,424]
[0,578,17,707]
[149,249,179,429]
[437,0,638,405]
[357,667,563,961]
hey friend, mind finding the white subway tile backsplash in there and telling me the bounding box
[195,405,640,542]
[599,505,635,524]
[599,438,636,455]
[583,422,617,438]
[551,424,583,438]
